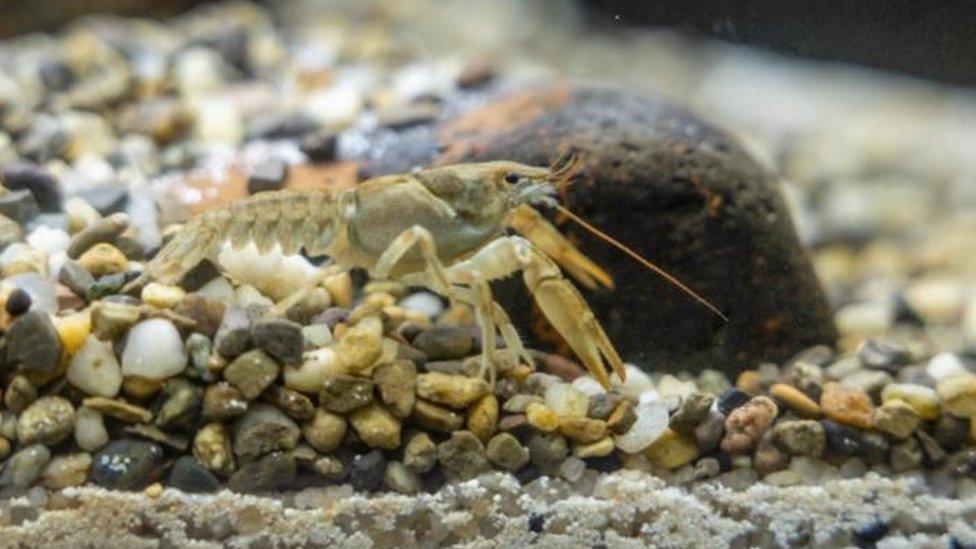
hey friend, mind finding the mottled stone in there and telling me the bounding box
[320,374,374,413]
[771,420,826,457]
[5,310,62,377]
[17,396,75,445]
[720,396,778,454]
[302,408,346,453]
[670,392,715,434]
[874,400,919,440]
[416,372,489,409]
[82,397,153,423]
[251,318,303,364]
[0,445,50,488]
[203,382,248,420]
[232,404,301,460]
[438,431,489,480]
[412,326,474,360]
[223,349,279,400]
[411,399,464,433]
[644,428,699,469]
[373,360,416,419]
[486,432,530,472]
[91,440,163,490]
[349,403,401,450]
[154,378,202,429]
[348,450,386,492]
[167,456,220,493]
[228,452,296,493]
[403,432,437,474]
[193,422,234,475]
[466,394,499,443]
[820,382,875,429]
[262,385,314,421]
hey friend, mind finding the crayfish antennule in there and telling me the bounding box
[547,149,586,191]
[554,204,729,322]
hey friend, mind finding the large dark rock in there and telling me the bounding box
[355,85,836,374]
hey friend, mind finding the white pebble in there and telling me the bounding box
[121,319,187,380]
[399,292,444,319]
[26,226,70,255]
[835,301,892,337]
[611,364,655,400]
[67,335,122,397]
[570,376,606,397]
[284,347,343,394]
[656,374,696,398]
[905,277,966,324]
[544,383,589,417]
[195,277,235,304]
[638,389,661,405]
[927,352,969,382]
[614,400,668,454]
[302,324,333,349]
[74,407,108,452]
[559,457,586,483]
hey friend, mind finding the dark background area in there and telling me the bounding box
[2,1,975,87]
[582,0,976,86]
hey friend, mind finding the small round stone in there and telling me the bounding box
[526,432,569,474]
[302,408,347,453]
[0,445,51,488]
[525,402,560,432]
[769,383,822,418]
[771,420,826,457]
[486,432,530,472]
[5,287,31,315]
[383,460,421,494]
[614,400,668,453]
[121,319,188,380]
[403,432,437,474]
[76,242,129,276]
[874,400,920,440]
[720,396,778,454]
[17,396,75,445]
[669,392,715,434]
[232,404,301,460]
[544,383,589,417]
[92,440,164,490]
[167,456,220,493]
[716,388,752,415]
[228,453,296,494]
[349,450,386,492]
[466,394,499,443]
[438,431,489,480]
[880,383,940,420]
[67,335,122,397]
[74,407,109,451]
[644,428,699,469]
[193,422,234,475]
[936,374,976,418]
[349,403,401,450]
[820,382,875,429]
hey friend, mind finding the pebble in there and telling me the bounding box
[4,375,37,414]
[820,382,875,429]
[58,261,95,298]
[173,295,226,337]
[856,338,911,372]
[167,456,220,493]
[299,131,338,163]
[4,288,31,315]
[880,383,941,419]
[558,417,608,443]
[223,349,279,400]
[90,301,140,340]
[228,452,296,494]
[67,335,122,397]
[874,400,920,439]
[5,310,62,377]
[348,450,386,492]
[526,432,569,474]
[213,306,251,358]
[233,404,300,460]
[438,431,490,480]
[320,374,374,413]
[412,326,473,359]
[669,392,715,434]
[416,372,489,409]
[573,436,616,459]
[41,453,92,489]
[83,396,153,423]
[697,369,732,395]
[350,403,401,450]
[140,283,185,309]
[155,378,203,429]
[251,318,303,364]
[91,440,163,490]
[485,432,530,471]
[466,394,499,443]
[604,401,635,436]
[928,352,970,381]
[76,243,128,276]
[262,385,314,421]
[585,393,622,419]
[916,430,947,467]
[384,460,421,494]
[335,315,382,373]
[936,374,976,417]
[17,396,75,445]
[373,360,416,419]
[771,420,826,457]
[934,415,970,451]
[769,383,822,418]
[121,319,187,380]
[283,347,342,394]
[821,420,862,455]
[614,400,669,453]
[720,396,778,454]
[716,388,752,415]
[302,408,346,453]
[193,422,234,475]
[890,437,923,472]
[403,432,438,474]
[0,190,40,225]
[247,159,288,194]
[0,445,50,488]
[644,428,699,469]
[203,382,248,420]
[411,399,463,433]
[754,432,788,476]
[525,402,560,432]
[1,162,62,211]
[74,407,109,451]
[544,383,589,417]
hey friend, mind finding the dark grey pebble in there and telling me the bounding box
[311,307,349,329]
[5,288,31,315]
[0,189,40,224]
[916,430,947,468]
[154,378,203,429]
[320,375,374,414]
[526,432,568,475]
[58,260,96,297]
[247,159,288,195]
[858,432,890,465]
[349,450,386,492]
[396,343,428,367]
[853,518,889,544]
[246,112,320,140]
[251,318,303,364]
[0,444,50,488]
[5,310,62,377]
[92,440,164,490]
[299,131,338,163]
[167,456,220,493]
[946,449,976,477]
[694,410,725,453]
[76,185,129,215]
[1,162,62,211]
[821,420,862,456]
[412,326,474,360]
[228,452,296,494]
[66,212,129,258]
[716,388,751,415]
[86,273,127,301]
[584,455,623,473]
[937,415,973,452]
[232,403,300,460]
[857,338,911,373]
[213,306,251,359]
[527,513,545,533]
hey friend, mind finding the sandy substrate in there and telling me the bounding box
[0,472,973,548]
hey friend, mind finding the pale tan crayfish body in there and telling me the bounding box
[130,159,627,387]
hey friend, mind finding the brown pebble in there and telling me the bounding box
[736,370,763,396]
[542,354,585,381]
[606,400,637,434]
[720,396,778,454]
[411,399,463,433]
[769,383,822,418]
[466,394,499,443]
[820,382,875,429]
[558,417,608,443]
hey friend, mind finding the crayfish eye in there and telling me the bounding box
[504,172,520,184]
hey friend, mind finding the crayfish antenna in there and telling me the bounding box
[554,204,729,322]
